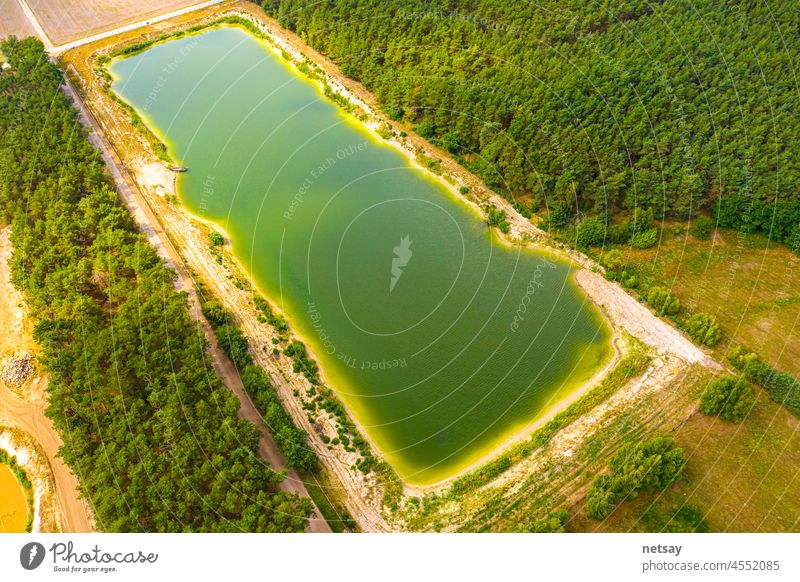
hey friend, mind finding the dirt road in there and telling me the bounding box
[61,78,331,533]
[48,0,224,54]
[12,0,53,50]
[0,229,93,533]
[12,0,223,54]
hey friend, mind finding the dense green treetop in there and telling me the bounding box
[0,37,310,532]
[258,0,800,245]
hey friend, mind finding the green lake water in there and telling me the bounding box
[110,26,613,485]
[0,463,28,532]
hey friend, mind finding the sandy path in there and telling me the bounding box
[48,0,224,54]
[158,208,391,532]
[575,270,720,368]
[61,79,331,533]
[0,228,93,532]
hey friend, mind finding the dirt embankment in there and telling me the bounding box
[224,3,547,246]
[423,354,711,531]
[212,5,729,528]
[60,2,396,532]
[0,227,93,532]
[157,207,389,532]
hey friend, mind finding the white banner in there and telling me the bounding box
[1,533,797,581]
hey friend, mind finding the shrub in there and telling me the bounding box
[601,249,625,272]
[341,512,357,530]
[609,221,631,244]
[637,503,710,533]
[512,200,532,218]
[284,340,320,383]
[386,103,403,120]
[699,376,755,422]
[686,312,722,346]
[215,324,253,368]
[585,476,616,520]
[647,286,681,315]
[546,201,571,229]
[611,436,685,491]
[241,365,317,471]
[670,223,686,237]
[728,347,800,416]
[413,121,435,138]
[377,124,394,140]
[766,372,800,415]
[487,206,510,233]
[254,296,289,333]
[576,215,607,247]
[787,223,800,255]
[728,347,769,383]
[529,508,569,533]
[586,435,685,520]
[630,227,659,248]
[690,216,714,239]
[201,300,227,326]
[628,207,654,236]
[208,231,224,246]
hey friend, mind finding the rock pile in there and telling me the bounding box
[0,354,35,387]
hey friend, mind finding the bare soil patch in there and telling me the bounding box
[575,269,718,368]
[25,0,203,45]
[0,0,35,39]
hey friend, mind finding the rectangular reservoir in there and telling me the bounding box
[109,25,613,486]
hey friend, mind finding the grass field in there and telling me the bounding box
[26,0,203,44]
[0,1,36,40]
[622,225,800,375]
[572,388,800,532]
[567,225,800,533]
